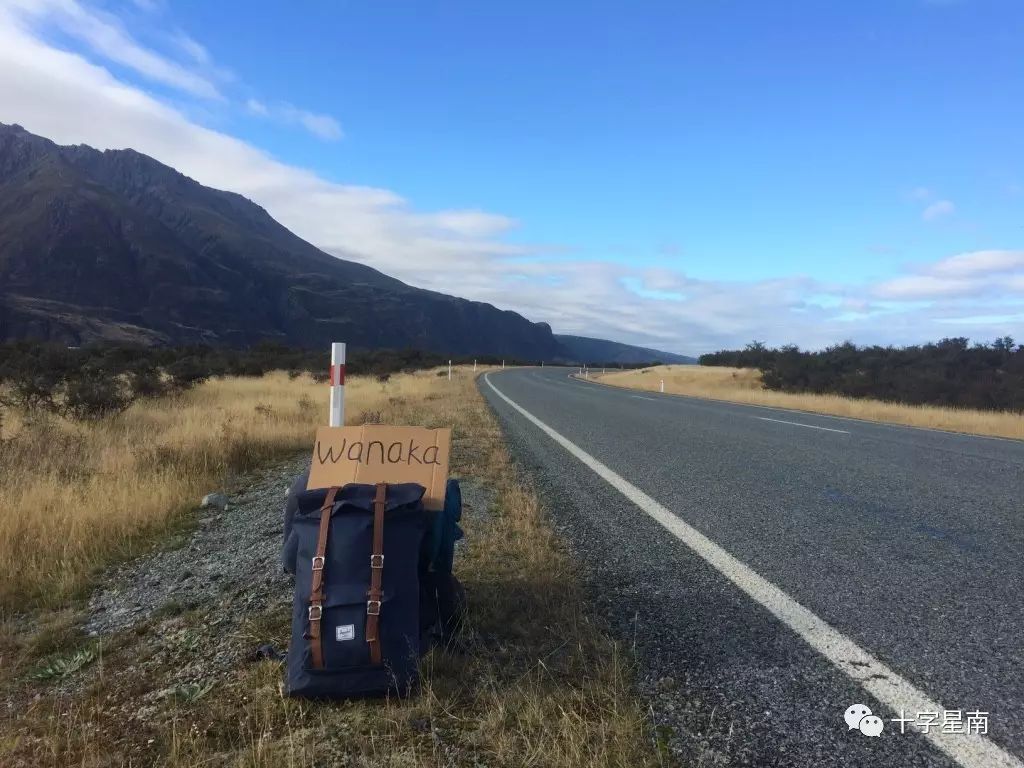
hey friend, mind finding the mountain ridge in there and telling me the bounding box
[556,334,695,364]
[0,123,688,363]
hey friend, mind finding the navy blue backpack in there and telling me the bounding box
[283,482,430,698]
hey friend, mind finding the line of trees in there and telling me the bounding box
[0,341,535,421]
[699,338,1024,412]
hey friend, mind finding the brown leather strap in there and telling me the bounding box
[308,486,339,669]
[366,482,386,665]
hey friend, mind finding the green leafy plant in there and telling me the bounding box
[30,644,99,682]
[171,681,216,703]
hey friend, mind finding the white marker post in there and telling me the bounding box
[474,359,477,372]
[448,359,452,381]
[329,342,346,426]
[660,379,665,393]
[502,360,505,369]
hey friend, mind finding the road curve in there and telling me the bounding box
[479,367,1024,768]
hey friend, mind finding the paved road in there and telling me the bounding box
[480,367,1023,768]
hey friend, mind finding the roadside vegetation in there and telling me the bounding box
[595,364,1024,440]
[0,340,534,423]
[0,371,353,609]
[701,338,1023,412]
[0,363,661,767]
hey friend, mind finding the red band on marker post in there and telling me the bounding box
[330,364,346,386]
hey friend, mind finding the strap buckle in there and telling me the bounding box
[311,555,325,571]
[308,604,323,621]
[366,600,381,616]
[370,553,384,569]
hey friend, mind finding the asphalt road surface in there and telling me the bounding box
[480,367,1023,768]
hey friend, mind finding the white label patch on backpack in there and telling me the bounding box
[335,624,355,642]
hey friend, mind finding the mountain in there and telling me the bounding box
[555,334,695,365]
[0,124,693,364]
[0,123,563,357]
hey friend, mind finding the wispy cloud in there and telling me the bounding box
[245,98,343,141]
[921,199,955,221]
[128,0,161,12]
[931,249,1024,277]
[173,31,210,66]
[875,250,1024,299]
[4,0,338,140]
[3,0,221,99]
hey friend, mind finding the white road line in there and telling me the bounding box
[757,416,851,434]
[483,373,1022,768]
[630,395,659,402]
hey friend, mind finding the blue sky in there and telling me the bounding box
[1,0,1021,354]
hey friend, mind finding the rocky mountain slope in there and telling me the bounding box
[0,124,563,357]
[0,124,688,363]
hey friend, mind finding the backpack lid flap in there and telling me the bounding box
[296,482,425,517]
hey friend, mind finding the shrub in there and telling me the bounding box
[166,357,210,391]
[62,371,131,420]
[700,337,1024,412]
[127,363,169,399]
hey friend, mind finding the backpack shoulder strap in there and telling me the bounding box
[308,486,339,669]
[366,482,386,665]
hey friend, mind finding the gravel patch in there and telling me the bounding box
[457,476,496,526]
[85,455,307,637]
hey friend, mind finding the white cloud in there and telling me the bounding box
[245,98,269,116]
[283,105,343,141]
[875,250,1024,300]
[245,98,343,141]
[426,211,517,238]
[0,3,1020,354]
[173,32,210,66]
[875,275,975,299]
[921,199,955,221]
[3,0,221,99]
[930,249,1024,277]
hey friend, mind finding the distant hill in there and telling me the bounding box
[555,334,695,365]
[0,123,563,357]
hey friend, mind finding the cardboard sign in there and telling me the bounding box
[306,425,451,510]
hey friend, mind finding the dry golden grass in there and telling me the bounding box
[0,367,662,768]
[596,364,1024,440]
[0,372,378,610]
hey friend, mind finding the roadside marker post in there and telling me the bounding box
[474,359,477,372]
[329,342,346,427]
[660,379,664,393]
[448,360,452,381]
[502,360,505,369]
